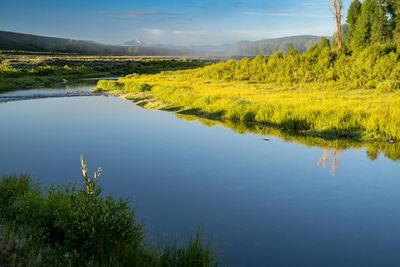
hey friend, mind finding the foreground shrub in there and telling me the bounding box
[376,80,400,93]
[1,158,143,265]
[0,173,35,213]
[0,157,220,266]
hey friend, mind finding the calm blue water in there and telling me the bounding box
[1,86,400,266]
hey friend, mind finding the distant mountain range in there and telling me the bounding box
[123,39,145,46]
[0,31,193,56]
[228,35,330,56]
[151,35,330,57]
[0,30,330,57]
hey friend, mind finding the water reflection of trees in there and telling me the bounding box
[317,149,338,175]
[175,113,400,165]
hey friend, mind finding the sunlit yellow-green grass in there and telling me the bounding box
[95,69,400,141]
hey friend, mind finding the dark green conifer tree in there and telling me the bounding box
[371,0,387,43]
[351,0,376,49]
[346,0,362,40]
[387,0,400,39]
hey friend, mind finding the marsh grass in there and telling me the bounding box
[158,228,219,267]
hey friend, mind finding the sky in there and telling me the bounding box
[1,0,350,46]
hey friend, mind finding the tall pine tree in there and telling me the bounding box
[346,0,362,40]
[371,0,387,43]
[387,0,400,39]
[351,0,377,49]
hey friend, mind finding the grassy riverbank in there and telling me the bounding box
[0,51,206,92]
[94,42,400,142]
[0,158,219,266]
[94,76,400,141]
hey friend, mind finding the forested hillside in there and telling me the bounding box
[227,35,326,56]
[0,31,192,56]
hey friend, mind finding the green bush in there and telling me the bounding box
[97,80,124,91]
[46,186,143,264]
[0,173,34,213]
[376,80,400,93]
[0,158,143,265]
[0,157,220,266]
[123,82,152,93]
[29,66,56,76]
[180,42,400,90]
[0,63,21,78]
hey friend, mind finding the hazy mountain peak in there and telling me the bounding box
[123,39,145,46]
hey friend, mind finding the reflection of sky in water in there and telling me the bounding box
[0,83,95,97]
[1,92,400,266]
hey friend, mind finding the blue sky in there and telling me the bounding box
[1,0,349,46]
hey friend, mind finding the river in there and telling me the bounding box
[1,83,400,266]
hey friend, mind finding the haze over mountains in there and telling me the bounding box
[123,39,145,46]
[0,30,329,57]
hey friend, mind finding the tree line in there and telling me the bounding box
[339,0,400,50]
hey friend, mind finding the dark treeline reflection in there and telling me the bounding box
[176,113,399,175]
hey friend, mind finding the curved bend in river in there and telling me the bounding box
[1,84,400,267]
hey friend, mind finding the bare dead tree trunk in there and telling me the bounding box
[332,0,343,50]
[317,149,339,176]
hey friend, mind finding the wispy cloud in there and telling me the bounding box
[172,30,206,35]
[133,23,333,46]
[244,11,292,16]
[97,11,171,19]
[144,28,165,36]
[243,11,327,18]
[302,2,320,7]
[224,26,333,41]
